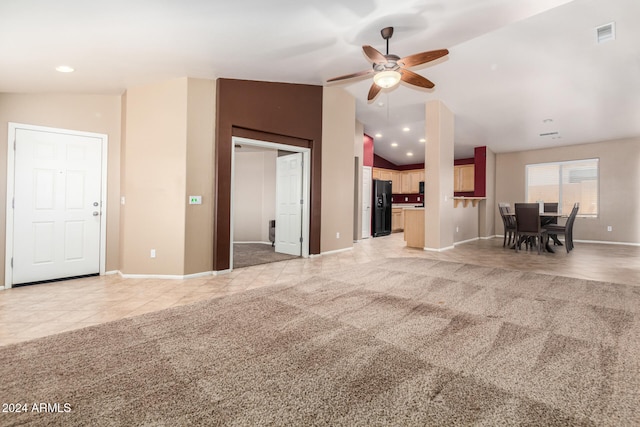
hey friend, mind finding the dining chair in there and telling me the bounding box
[543,202,562,245]
[514,203,548,254]
[544,202,579,253]
[498,203,516,247]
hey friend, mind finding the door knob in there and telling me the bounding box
[93,202,99,207]
[93,212,100,216]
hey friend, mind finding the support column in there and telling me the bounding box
[424,100,455,251]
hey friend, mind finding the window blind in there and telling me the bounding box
[526,159,598,216]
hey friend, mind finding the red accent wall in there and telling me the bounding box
[473,146,487,197]
[363,134,374,167]
[373,154,398,169]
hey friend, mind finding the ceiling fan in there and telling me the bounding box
[327,27,449,101]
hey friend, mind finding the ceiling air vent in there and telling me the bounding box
[596,22,615,44]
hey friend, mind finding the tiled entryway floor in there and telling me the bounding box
[1,233,639,346]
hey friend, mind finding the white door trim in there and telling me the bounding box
[4,123,108,289]
[229,136,310,271]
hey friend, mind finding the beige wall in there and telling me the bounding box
[121,78,189,275]
[321,87,355,253]
[0,93,122,284]
[454,205,480,243]
[233,151,276,243]
[496,137,640,244]
[185,78,216,275]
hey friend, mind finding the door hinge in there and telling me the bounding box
[13,138,16,150]
[12,198,14,209]
[300,199,303,205]
[11,258,13,268]
[299,237,303,243]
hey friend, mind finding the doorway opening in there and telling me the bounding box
[230,136,311,270]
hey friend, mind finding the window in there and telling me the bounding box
[526,159,599,216]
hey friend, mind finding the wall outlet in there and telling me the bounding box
[405,196,408,201]
[336,232,340,239]
[120,196,125,205]
[607,226,612,232]
[150,249,156,258]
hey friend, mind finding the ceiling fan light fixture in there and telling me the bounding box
[373,70,401,88]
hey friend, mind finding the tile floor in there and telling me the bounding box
[1,233,639,347]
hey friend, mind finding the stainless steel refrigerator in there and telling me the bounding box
[372,179,392,237]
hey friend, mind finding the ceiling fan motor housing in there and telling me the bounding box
[373,54,400,72]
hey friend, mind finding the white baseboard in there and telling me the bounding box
[320,246,354,256]
[454,237,480,246]
[104,270,119,275]
[423,245,455,252]
[118,271,214,280]
[573,239,640,247]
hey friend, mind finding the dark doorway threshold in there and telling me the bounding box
[13,273,99,288]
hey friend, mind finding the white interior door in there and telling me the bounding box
[275,153,303,256]
[11,127,103,285]
[362,166,372,238]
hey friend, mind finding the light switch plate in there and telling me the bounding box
[189,195,202,205]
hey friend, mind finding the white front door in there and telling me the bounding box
[275,153,303,256]
[10,127,104,285]
[362,166,372,239]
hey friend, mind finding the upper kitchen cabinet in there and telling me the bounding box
[374,167,424,194]
[373,168,401,193]
[401,169,425,194]
[454,164,475,192]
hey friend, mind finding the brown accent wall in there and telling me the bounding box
[214,79,323,271]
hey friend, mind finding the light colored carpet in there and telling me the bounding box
[1,258,639,426]
[233,242,298,268]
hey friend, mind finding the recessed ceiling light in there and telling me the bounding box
[402,127,410,132]
[419,138,426,143]
[377,102,385,107]
[406,152,414,156]
[375,133,382,138]
[391,142,398,147]
[55,65,75,73]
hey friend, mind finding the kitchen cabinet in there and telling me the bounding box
[391,208,404,232]
[454,164,475,193]
[401,170,424,194]
[374,168,424,194]
[373,168,401,193]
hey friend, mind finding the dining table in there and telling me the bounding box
[505,211,567,253]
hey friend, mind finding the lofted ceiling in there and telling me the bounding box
[1,0,638,165]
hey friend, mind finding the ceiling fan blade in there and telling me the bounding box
[400,69,435,89]
[327,69,373,83]
[367,82,382,101]
[363,45,387,64]
[399,49,449,68]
